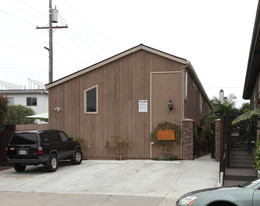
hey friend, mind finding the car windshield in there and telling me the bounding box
[10,133,37,145]
[241,178,260,188]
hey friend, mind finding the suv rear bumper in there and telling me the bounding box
[7,155,49,165]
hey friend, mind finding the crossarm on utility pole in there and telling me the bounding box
[36,0,68,83]
[36,26,68,29]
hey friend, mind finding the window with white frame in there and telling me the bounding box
[84,85,98,114]
[184,70,188,100]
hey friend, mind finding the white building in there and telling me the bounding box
[0,79,48,115]
[2,89,48,114]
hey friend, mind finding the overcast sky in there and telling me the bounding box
[0,0,258,107]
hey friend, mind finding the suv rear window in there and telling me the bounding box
[10,133,37,145]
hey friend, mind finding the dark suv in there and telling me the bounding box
[5,130,82,172]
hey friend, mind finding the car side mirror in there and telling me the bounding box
[69,137,73,141]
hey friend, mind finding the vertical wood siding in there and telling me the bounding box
[184,71,211,125]
[49,50,196,159]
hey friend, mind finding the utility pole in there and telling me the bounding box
[36,0,68,83]
[48,0,53,83]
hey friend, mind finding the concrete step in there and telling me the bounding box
[225,168,256,176]
[224,180,249,187]
[230,153,253,157]
[225,168,256,183]
[229,152,252,157]
[229,159,253,163]
[229,163,253,168]
[230,148,249,151]
[229,158,253,162]
[230,151,252,154]
[230,154,252,158]
[229,148,254,169]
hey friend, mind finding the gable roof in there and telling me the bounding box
[46,44,187,89]
[45,44,211,105]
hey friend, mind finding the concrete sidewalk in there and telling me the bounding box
[0,155,221,206]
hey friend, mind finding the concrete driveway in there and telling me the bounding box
[0,155,221,206]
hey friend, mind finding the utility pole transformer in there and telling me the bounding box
[36,0,68,83]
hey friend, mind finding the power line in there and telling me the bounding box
[0,31,43,49]
[59,9,111,56]
[39,29,87,70]
[54,40,87,66]
[63,0,121,51]
[61,30,98,62]
[53,58,76,72]
[69,28,102,59]
[15,0,47,17]
[0,9,36,26]
[2,0,46,23]
[0,41,46,57]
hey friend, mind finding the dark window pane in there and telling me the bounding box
[26,97,37,106]
[10,134,37,145]
[87,88,96,112]
[51,132,61,142]
[26,97,30,106]
[40,133,50,144]
[59,132,69,142]
[32,97,37,106]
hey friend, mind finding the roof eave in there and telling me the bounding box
[46,44,187,90]
[187,62,212,109]
[243,0,260,99]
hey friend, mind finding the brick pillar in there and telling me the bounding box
[215,119,221,162]
[182,119,194,160]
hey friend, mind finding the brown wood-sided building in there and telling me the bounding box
[243,0,260,110]
[46,44,211,160]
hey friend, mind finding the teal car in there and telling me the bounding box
[176,178,260,206]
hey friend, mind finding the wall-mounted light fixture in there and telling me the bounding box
[168,100,173,111]
[54,107,61,112]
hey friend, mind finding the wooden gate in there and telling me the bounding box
[219,116,231,180]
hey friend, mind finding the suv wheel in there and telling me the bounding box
[47,154,58,172]
[72,149,82,165]
[13,164,26,172]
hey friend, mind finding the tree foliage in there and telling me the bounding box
[5,105,35,125]
[200,93,239,141]
[210,94,239,118]
[253,140,260,173]
[240,102,250,113]
[0,94,8,127]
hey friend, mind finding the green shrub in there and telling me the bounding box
[151,121,181,146]
[254,140,260,172]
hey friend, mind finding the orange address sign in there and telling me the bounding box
[157,130,175,140]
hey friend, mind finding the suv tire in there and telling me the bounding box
[72,149,82,165]
[13,164,26,172]
[47,154,58,172]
